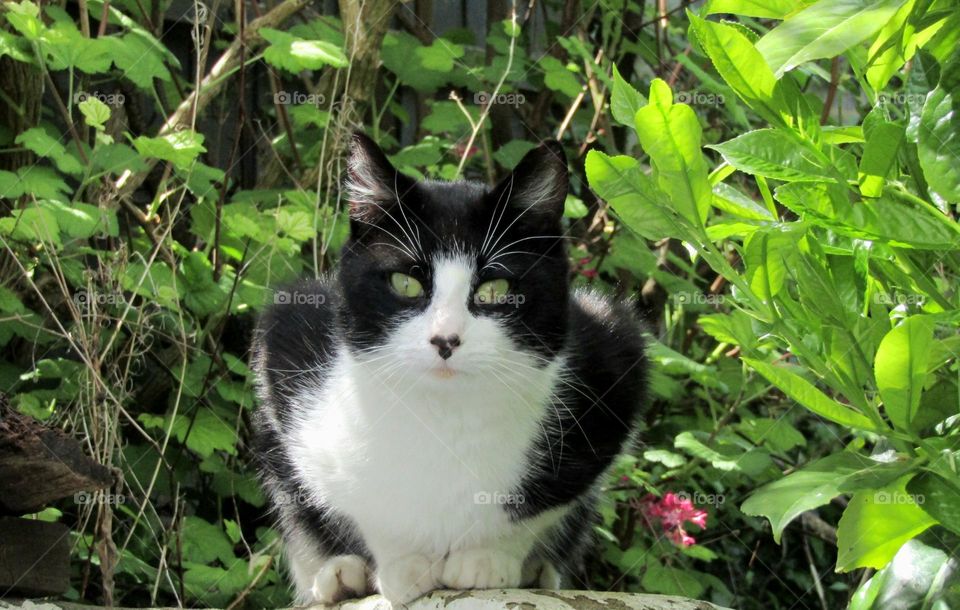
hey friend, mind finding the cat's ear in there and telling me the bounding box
[344,132,415,222]
[492,140,568,224]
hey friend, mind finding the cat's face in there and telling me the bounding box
[337,133,570,384]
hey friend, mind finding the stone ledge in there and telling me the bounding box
[2,590,734,610]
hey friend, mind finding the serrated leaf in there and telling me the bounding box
[134,130,206,170]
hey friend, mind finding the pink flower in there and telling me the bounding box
[634,492,708,547]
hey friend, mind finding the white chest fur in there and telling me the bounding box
[287,349,566,563]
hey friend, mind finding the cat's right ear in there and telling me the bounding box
[343,132,415,222]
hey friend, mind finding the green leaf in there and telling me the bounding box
[743,227,799,299]
[78,97,110,130]
[742,451,914,543]
[836,477,936,572]
[643,448,686,468]
[41,200,118,239]
[492,140,537,170]
[709,128,834,182]
[181,516,236,565]
[775,182,960,249]
[122,262,179,309]
[874,315,934,434]
[15,127,84,175]
[41,22,112,73]
[907,472,960,536]
[276,209,315,241]
[181,408,237,458]
[743,358,880,430]
[584,150,688,241]
[712,183,773,220]
[634,79,712,225]
[918,58,960,202]
[0,205,61,247]
[756,0,908,78]
[687,13,784,125]
[134,130,206,170]
[541,56,582,97]
[858,120,904,197]
[179,251,227,316]
[106,33,172,89]
[610,63,646,127]
[706,0,802,19]
[641,559,705,598]
[261,28,348,72]
[849,539,960,610]
[414,40,463,72]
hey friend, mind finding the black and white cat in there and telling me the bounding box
[251,133,646,607]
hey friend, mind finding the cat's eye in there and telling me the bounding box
[474,278,511,305]
[390,273,424,298]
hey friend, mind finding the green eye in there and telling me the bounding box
[474,278,511,305]
[390,273,424,298]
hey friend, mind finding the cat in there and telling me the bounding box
[251,132,646,607]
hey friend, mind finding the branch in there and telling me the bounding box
[112,0,310,198]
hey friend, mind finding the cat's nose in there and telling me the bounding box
[429,334,461,360]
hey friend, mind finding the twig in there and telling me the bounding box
[225,555,274,610]
[112,0,310,198]
[455,3,518,177]
[821,57,841,125]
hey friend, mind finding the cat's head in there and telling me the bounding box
[337,132,570,383]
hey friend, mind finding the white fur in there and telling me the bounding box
[284,255,569,607]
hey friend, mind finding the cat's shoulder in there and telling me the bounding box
[568,288,646,352]
[565,288,647,392]
[257,276,341,338]
[253,276,342,382]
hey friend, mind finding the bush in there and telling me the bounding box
[0,0,957,608]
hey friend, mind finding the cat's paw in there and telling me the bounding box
[376,554,442,607]
[301,554,371,605]
[440,548,522,589]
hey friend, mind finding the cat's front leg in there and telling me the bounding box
[376,553,444,607]
[439,548,524,590]
[289,552,372,606]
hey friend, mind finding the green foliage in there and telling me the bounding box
[2,0,958,608]
[588,1,960,605]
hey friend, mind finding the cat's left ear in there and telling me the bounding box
[492,140,568,224]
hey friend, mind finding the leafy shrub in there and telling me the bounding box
[0,0,957,608]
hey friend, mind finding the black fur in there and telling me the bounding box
[251,132,646,595]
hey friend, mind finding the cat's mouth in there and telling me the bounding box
[430,363,459,379]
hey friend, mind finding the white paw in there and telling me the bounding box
[440,548,522,590]
[538,560,562,589]
[301,554,371,605]
[377,554,442,607]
